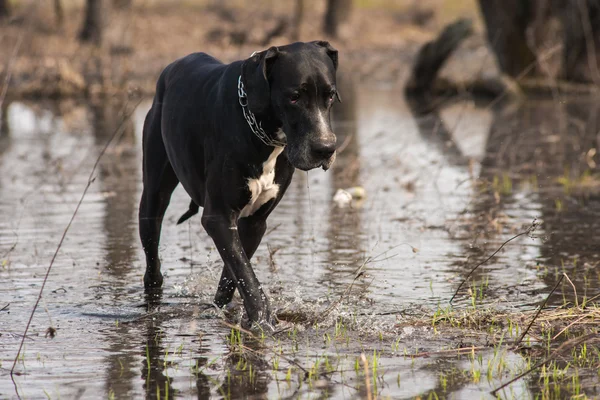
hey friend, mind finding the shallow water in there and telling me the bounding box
[1,81,599,399]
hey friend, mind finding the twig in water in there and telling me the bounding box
[267,243,279,272]
[0,303,9,312]
[316,243,414,323]
[514,274,564,348]
[563,272,579,308]
[264,223,282,236]
[450,220,540,303]
[491,332,598,396]
[10,99,141,380]
[552,314,589,341]
[411,345,491,358]
[485,44,562,110]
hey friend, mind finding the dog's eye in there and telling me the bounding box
[290,92,300,104]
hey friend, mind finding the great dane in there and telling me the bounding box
[139,41,340,326]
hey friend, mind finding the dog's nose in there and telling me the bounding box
[311,142,336,159]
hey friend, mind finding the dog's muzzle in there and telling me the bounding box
[310,140,337,171]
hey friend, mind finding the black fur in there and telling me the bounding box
[139,41,340,325]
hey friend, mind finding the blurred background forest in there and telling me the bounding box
[0,0,488,100]
[2,0,600,101]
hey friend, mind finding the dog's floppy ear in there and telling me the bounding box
[241,46,279,115]
[313,40,338,71]
[313,40,341,102]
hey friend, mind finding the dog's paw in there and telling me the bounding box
[243,317,277,335]
[143,272,164,288]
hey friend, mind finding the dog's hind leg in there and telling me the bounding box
[139,105,179,289]
[214,216,267,307]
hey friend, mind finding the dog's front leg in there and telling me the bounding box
[214,216,267,307]
[201,212,271,325]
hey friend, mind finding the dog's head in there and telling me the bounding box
[241,41,340,171]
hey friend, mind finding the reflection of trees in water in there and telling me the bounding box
[90,100,138,283]
[215,339,270,399]
[406,92,600,399]
[0,100,11,162]
[0,99,9,138]
[406,96,470,168]
[407,94,600,302]
[322,74,367,290]
[480,100,600,298]
[84,100,141,399]
[140,292,177,400]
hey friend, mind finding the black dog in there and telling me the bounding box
[139,41,340,325]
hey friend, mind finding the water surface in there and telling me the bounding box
[1,83,599,399]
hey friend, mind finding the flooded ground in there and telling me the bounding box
[1,79,600,399]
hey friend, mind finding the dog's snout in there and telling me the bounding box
[311,141,336,159]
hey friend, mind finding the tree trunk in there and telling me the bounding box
[112,0,132,10]
[323,0,352,38]
[291,0,304,41]
[559,0,600,82]
[0,0,10,19]
[79,0,104,45]
[477,0,538,78]
[54,0,64,28]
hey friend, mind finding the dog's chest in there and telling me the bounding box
[240,147,284,218]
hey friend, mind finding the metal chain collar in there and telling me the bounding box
[237,75,286,148]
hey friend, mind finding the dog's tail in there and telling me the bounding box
[177,200,200,225]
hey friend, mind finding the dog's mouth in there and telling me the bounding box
[320,151,336,171]
[289,152,336,172]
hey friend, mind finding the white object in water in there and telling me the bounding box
[333,186,366,208]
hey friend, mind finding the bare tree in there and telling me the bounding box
[323,0,352,37]
[0,0,10,19]
[79,0,104,45]
[292,0,304,41]
[478,0,600,82]
[112,0,132,10]
[477,0,538,78]
[54,0,64,28]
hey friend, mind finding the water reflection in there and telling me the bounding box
[0,99,9,140]
[92,100,139,287]
[216,337,270,399]
[1,82,599,398]
[406,96,470,167]
[478,98,600,304]
[325,74,367,285]
[89,100,140,399]
[141,291,175,400]
[408,91,600,306]
[0,101,11,198]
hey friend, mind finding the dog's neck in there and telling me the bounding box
[237,75,286,148]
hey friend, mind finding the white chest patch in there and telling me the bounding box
[240,146,284,218]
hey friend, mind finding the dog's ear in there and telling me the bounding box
[313,40,338,71]
[241,47,279,115]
